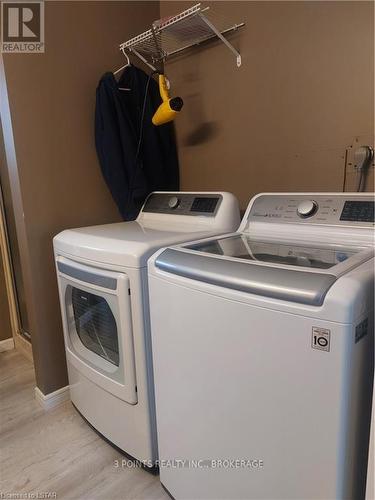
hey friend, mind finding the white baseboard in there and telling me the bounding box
[0,337,15,352]
[35,385,70,411]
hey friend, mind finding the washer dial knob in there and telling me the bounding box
[297,200,318,218]
[168,196,180,209]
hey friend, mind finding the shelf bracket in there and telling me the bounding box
[129,47,157,72]
[198,12,242,67]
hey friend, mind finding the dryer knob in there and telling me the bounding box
[297,200,318,218]
[168,196,180,209]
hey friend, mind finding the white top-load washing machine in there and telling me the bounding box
[148,192,374,499]
[366,384,374,499]
[53,192,239,466]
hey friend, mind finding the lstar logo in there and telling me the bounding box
[1,1,45,53]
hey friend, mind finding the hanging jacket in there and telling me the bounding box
[95,66,179,220]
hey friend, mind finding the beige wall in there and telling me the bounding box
[0,250,12,342]
[161,1,374,210]
[2,1,159,393]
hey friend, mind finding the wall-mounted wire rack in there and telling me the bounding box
[119,3,245,71]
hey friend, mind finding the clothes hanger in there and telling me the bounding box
[114,49,131,91]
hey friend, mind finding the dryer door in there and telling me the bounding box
[56,256,137,404]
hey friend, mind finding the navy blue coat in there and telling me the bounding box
[95,66,179,220]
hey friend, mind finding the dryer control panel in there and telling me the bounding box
[248,194,375,226]
[142,193,222,216]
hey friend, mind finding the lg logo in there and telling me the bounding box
[311,327,330,352]
[1,1,44,53]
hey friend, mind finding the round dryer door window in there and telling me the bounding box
[71,287,119,367]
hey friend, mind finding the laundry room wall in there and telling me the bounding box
[1,1,160,394]
[160,1,375,209]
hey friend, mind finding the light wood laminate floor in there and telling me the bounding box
[0,349,169,500]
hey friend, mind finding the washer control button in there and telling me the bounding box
[297,200,318,218]
[168,196,180,209]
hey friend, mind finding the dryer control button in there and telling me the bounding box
[297,200,318,218]
[168,196,180,209]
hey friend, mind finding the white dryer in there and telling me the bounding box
[148,193,374,498]
[53,192,239,466]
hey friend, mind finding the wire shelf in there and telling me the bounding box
[119,3,245,70]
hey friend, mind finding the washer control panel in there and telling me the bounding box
[142,193,222,216]
[248,194,375,226]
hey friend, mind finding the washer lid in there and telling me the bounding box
[154,235,374,306]
[186,235,362,270]
[54,220,216,268]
